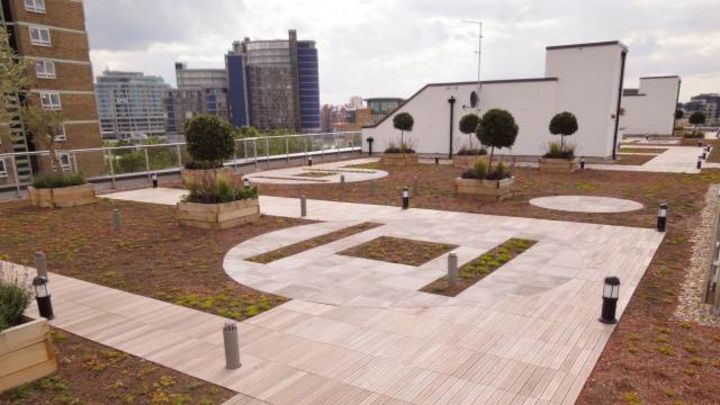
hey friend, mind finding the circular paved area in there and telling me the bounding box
[529,195,643,213]
[245,158,387,185]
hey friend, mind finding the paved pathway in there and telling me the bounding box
[97,189,664,404]
[529,196,643,213]
[244,158,387,185]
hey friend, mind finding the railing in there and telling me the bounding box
[0,131,363,195]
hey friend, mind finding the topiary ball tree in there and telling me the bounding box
[392,112,414,150]
[476,109,518,169]
[459,113,481,149]
[689,111,706,126]
[184,115,235,168]
[549,111,578,152]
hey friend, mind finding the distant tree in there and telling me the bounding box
[674,110,684,120]
[689,111,706,126]
[476,109,518,168]
[392,112,414,149]
[21,106,65,170]
[184,115,234,167]
[459,113,481,149]
[235,125,261,139]
[548,111,578,151]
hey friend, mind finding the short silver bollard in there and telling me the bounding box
[448,253,458,288]
[223,322,241,369]
[300,195,307,217]
[34,252,48,278]
[113,208,122,230]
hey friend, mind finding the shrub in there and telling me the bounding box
[486,161,512,180]
[392,112,414,148]
[460,160,511,181]
[456,147,487,156]
[543,142,575,159]
[683,131,704,139]
[0,267,31,332]
[184,115,234,167]
[689,111,706,126]
[32,173,86,189]
[384,142,415,154]
[476,109,518,168]
[183,179,257,204]
[548,111,578,154]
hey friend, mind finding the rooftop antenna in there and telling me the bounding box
[462,20,483,107]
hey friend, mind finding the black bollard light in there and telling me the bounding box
[599,276,621,324]
[697,156,703,170]
[401,187,409,210]
[367,137,374,156]
[657,203,668,232]
[243,178,250,188]
[33,276,54,320]
[151,172,158,188]
[698,141,703,147]
[308,155,313,166]
[580,157,586,170]
[435,153,439,165]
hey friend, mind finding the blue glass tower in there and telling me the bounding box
[297,42,321,132]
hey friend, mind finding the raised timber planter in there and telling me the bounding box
[538,157,580,173]
[177,198,260,230]
[181,167,238,188]
[454,177,514,201]
[0,318,57,393]
[453,154,489,169]
[380,153,418,167]
[28,184,96,208]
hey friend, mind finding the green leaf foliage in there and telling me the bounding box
[689,111,706,125]
[459,114,480,135]
[392,112,414,132]
[549,111,578,136]
[184,115,235,165]
[31,173,86,189]
[475,109,518,150]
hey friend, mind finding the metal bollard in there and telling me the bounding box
[113,208,122,230]
[435,153,439,165]
[401,187,409,210]
[151,172,158,188]
[223,322,241,369]
[448,253,458,288]
[34,252,48,279]
[300,195,307,217]
[697,156,703,170]
[580,158,586,169]
[657,203,668,232]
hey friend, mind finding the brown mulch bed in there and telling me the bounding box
[0,199,311,321]
[339,236,456,266]
[618,147,668,154]
[247,222,382,264]
[705,140,720,163]
[258,162,720,404]
[0,329,234,405]
[420,238,536,296]
[613,154,658,165]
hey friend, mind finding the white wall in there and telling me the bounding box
[621,77,681,136]
[363,42,627,158]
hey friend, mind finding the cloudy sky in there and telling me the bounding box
[86,0,719,105]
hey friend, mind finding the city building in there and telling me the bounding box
[620,76,681,136]
[684,93,720,123]
[95,70,170,140]
[0,0,103,186]
[172,62,229,133]
[363,41,629,158]
[365,97,404,123]
[226,30,320,133]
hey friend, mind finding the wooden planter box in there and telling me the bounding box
[28,184,96,208]
[181,167,238,188]
[177,198,260,230]
[0,318,57,393]
[454,177,514,201]
[380,153,418,167]
[453,155,489,169]
[538,158,580,173]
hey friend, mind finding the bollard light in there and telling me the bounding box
[367,137,374,156]
[243,178,250,188]
[151,172,158,188]
[580,157,586,170]
[223,322,241,369]
[448,253,458,288]
[300,195,307,217]
[657,203,668,232]
[308,156,313,167]
[401,187,409,210]
[32,276,54,320]
[697,156,703,170]
[706,145,712,153]
[698,141,703,147]
[34,251,48,279]
[435,153,439,165]
[599,276,621,324]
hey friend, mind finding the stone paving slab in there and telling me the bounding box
[245,158,387,185]
[529,196,644,213]
[62,191,664,404]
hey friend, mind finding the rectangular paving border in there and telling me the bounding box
[246,222,383,264]
[420,238,537,296]
[338,236,457,267]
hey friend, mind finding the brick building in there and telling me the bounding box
[0,0,103,187]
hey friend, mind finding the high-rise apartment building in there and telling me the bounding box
[173,63,228,133]
[684,93,720,122]
[95,70,170,140]
[0,0,103,184]
[226,29,320,133]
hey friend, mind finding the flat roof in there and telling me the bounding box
[546,40,628,51]
[639,75,681,80]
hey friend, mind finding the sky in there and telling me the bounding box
[85,0,720,105]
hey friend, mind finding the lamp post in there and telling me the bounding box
[367,137,374,156]
[599,276,620,324]
[33,276,54,320]
[657,203,668,232]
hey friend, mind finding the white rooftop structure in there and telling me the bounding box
[621,76,681,136]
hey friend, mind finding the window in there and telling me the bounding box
[29,26,51,46]
[40,91,61,110]
[53,125,66,141]
[0,159,6,177]
[24,0,45,13]
[52,153,72,171]
[35,60,56,79]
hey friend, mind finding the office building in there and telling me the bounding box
[173,63,229,132]
[684,94,720,123]
[226,30,320,133]
[95,70,170,140]
[366,97,404,123]
[0,0,103,186]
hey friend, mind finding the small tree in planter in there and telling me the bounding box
[177,178,260,230]
[391,112,414,152]
[455,113,487,168]
[475,109,518,169]
[548,111,578,154]
[459,113,481,151]
[182,115,238,187]
[541,111,580,172]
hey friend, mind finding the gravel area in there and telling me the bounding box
[676,183,720,326]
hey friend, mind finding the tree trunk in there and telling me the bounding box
[560,135,564,152]
[488,146,495,171]
[400,131,404,150]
